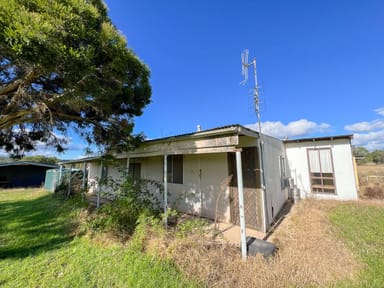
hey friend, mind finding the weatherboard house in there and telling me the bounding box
[61,124,358,233]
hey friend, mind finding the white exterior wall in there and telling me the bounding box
[262,135,289,224]
[239,135,289,226]
[111,154,230,222]
[139,156,164,205]
[285,139,358,200]
[168,153,230,221]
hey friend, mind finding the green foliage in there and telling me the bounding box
[175,218,209,238]
[21,155,59,165]
[353,147,384,165]
[129,212,165,251]
[0,0,151,157]
[330,203,384,287]
[370,150,384,165]
[87,174,163,237]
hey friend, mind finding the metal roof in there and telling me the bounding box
[60,124,261,164]
[144,124,259,143]
[283,134,353,144]
[0,161,58,168]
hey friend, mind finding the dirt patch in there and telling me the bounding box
[145,200,360,287]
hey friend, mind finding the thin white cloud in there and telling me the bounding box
[344,120,384,132]
[345,107,384,150]
[352,130,384,151]
[26,140,88,158]
[246,119,330,139]
[374,107,384,116]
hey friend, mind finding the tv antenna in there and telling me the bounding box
[240,49,268,234]
[241,49,261,118]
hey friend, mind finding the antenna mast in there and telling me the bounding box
[241,49,268,233]
[241,49,262,133]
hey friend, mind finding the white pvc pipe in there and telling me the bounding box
[97,161,102,208]
[236,150,247,260]
[82,162,86,190]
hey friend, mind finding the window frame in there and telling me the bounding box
[128,162,141,181]
[307,148,336,194]
[167,155,183,184]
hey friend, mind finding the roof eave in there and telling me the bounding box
[283,134,353,144]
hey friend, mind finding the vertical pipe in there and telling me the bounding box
[258,137,268,233]
[236,150,247,260]
[59,165,63,185]
[67,164,73,197]
[82,162,86,190]
[163,154,168,227]
[126,157,130,176]
[97,161,102,208]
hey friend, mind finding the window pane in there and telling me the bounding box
[101,165,108,179]
[323,178,334,186]
[322,173,333,178]
[173,155,183,184]
[312,178,322,186]
[308,148,336,194]
[308,150,321,173]
[167,155,183,184]
[319,149,333,173]
[129,163,141,180]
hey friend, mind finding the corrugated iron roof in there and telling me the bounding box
[144,124,259,143]
[283,134,353,143]
[0,161,58,168]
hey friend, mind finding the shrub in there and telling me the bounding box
[87,174,163,239]
[364,184,384,199]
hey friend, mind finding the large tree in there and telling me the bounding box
[0,0,151,157]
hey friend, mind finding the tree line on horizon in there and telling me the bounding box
[0,155,59,165]
[353,147,384,165]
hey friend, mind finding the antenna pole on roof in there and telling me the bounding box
[241,49,261,123]
[241,49,268,234]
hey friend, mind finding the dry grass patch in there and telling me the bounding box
[357,164,384,199]
[143,200,360,287]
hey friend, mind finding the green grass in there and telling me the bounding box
[0,189,197,287]
[330,202,384,287]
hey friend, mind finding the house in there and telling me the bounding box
[61,124,359,233]
[0,161,58,188]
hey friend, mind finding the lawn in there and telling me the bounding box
[330,202,384,287]
[0,189,196,287]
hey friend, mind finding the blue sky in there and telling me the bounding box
[26,1,384,158]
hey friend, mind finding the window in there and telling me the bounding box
[167,155,183,184]
[307,148,336,194]
[101,164,108,180]
[128,163,141,181]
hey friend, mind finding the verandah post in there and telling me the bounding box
[236,150,247,260]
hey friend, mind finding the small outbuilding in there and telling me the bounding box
[0,161,58,188]
[284,135,358,200]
